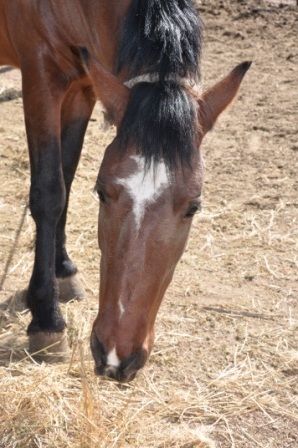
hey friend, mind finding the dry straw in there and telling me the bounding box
[1,1,298,445]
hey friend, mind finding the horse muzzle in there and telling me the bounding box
[90,330,147,383]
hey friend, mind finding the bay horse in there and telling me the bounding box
[0,0,250,382]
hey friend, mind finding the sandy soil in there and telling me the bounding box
[0,1,297,447]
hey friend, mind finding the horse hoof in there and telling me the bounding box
[58,274,85,302]
[29,331,70,363]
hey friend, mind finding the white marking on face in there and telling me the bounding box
[107,347,120,367]
[118,299,125,317]
[116,156,170,230]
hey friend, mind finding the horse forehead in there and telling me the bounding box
[116,155,170,229]
[116,155,170,200]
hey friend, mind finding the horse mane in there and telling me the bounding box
[117,0,203,170]
[117,0,202,80]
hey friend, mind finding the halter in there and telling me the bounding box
[124,73,201,95]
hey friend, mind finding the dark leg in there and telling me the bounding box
[55,86,95,301]
[22,65,68,360]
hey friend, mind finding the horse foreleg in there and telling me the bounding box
[22,67,68,361]
[55,85,95,302]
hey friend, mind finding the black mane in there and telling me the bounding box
[117,0,203,169]
[117,0,202,81]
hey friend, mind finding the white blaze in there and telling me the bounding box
[119,299,125,317]
[116,155,170,231]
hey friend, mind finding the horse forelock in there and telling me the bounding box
[118,81,199,171]
[116,0,203,172]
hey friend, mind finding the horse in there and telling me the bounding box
[0,0,251,382]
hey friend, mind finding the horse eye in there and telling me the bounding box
[97,189,106,203]
[185,201,201,218]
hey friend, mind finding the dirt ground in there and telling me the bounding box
[0,1,297,447]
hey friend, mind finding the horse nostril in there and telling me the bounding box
[90,330,106,374]
[119,368,137,383]
[118,349,147,382]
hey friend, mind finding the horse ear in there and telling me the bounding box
[198,61,252,136]
[76,47,130,128]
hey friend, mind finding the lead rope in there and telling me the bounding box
[0,203,28,291]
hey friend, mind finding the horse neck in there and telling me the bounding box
[25,0,132,71]
[73,0,132,71]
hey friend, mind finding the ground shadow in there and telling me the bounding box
[201,305,277,321]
